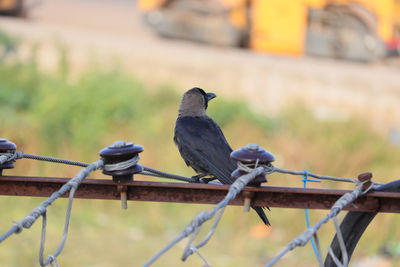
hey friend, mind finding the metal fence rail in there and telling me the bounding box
[1,175,400,213]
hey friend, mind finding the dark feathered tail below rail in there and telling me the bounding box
[253,206,271,226]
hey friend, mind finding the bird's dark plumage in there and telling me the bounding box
[174,87,270,226]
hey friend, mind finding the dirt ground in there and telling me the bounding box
[1,0,400,134]
[28,0,151,37]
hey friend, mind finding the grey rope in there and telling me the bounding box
[263,180,373,267]
[143,165,271,267]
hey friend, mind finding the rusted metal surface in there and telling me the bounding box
[0,175,399,212]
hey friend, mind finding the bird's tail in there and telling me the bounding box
[252,206,271,226]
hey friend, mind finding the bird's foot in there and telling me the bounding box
[200,176,218,184]
[190,174,207,183]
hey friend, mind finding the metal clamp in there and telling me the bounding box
[230,143,275,212]
[99,141,144,209]
[0,138,16,176]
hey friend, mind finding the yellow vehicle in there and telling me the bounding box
[0,0,24,16]
[138,0,400,62]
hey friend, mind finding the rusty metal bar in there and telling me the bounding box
[0,175,399,213]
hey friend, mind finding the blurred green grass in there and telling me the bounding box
[1,32,400,266]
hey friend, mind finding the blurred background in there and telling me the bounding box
[1,0,400,266]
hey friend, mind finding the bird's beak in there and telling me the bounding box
[206,92,216,101]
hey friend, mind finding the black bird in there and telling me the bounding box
[174,87,270,226]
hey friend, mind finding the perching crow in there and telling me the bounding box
[174,87,270,226]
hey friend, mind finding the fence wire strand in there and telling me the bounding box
[273,167,359,184]
[332,216,348,267]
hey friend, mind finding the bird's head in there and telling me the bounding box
[178,87,216,117]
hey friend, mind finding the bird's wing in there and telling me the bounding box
[175,116,271,226]
[174,116,237,184]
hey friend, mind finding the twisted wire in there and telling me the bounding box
[19,153,89,167]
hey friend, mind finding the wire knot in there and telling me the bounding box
[290,228,314,249]
[23,207,47,228]
[229,179,246,193]
[332,186,362,211]
[68,179,80,190]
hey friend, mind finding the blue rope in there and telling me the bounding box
[301,170,321,262]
